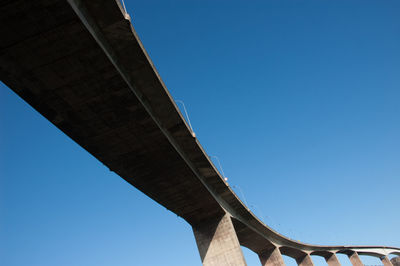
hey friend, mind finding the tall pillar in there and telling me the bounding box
[381,256,394,266]
[192,213,247,266]
[325,253,341,266]
[259,246,285,266]
[391,257,400,266]
[347,251,363,266]
[296,254,314,266]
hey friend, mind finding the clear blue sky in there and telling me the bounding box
[1,1,399,265]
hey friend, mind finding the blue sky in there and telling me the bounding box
[1,1,399,265]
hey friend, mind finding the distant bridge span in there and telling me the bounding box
[1,0,399,265]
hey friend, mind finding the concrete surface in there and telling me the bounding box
[381,256,394,266]
[258,247,285,266]
[391,257,400,266]
[325,253,341,266]
[296,254,314,266]
[348,252,363,266]
[193,213,246,266]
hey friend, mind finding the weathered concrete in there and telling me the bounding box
[259,247,285,266]
[381,256,394,266]
[193,213,246,266]
[296,254,314,266]
[310,251,341,266]
[348,252,363,266]
[391,257,400,266]
[325,253,341,266]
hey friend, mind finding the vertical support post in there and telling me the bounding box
[192,213,247,266]
[325,253,341,266]
[347,251,363,266]
[381,256,394,266]
[296,254,314,266]
[391,257,400,266]
[259,246,285,266]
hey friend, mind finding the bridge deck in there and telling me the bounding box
[1,0,398,260]
[0,0,228,225]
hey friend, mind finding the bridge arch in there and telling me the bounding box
[280,246,308,260]
[309,255,328,266]
[390,251,400,256]
[279,246,315,265]
[310,251,340,266]
[334,253,352,266]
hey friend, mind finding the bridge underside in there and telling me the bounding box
[0,0,228,225]
[1,0,398,265]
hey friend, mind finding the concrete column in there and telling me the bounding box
[325,253,341,266]
[391,257,400,266]
[381,256,394,266]
[347,252,363,266]
[259,247,285,266]
[192,213,247,266]
[296,254,314,266]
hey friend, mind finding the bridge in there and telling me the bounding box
[1,0,399,265]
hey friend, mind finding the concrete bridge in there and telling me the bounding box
[1,0,399,265]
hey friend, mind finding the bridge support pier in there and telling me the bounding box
[325,253,341,266]
[347,251,363,266]
[296,254,314,266]
[192,213,247,266]
[391,257,400,266]
[258,246,285,266]
[381,256,394,266]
